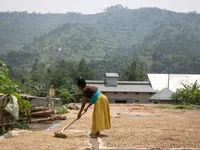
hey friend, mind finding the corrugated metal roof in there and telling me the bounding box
[148,74,200,92]
[149,88,174,100]
[86,80,104,84]
[86,80,150,85]
[20,94,47,99]
[147,74,169,91]
[118,81,150,85]
[169,74,200,92]
[105,73,119,77]
[87,82,157,93]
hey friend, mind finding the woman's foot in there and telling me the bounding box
[96,131,100,136]
[89,131,100,138]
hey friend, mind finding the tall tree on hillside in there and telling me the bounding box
[76,59,95,80]
[120,59,147,81]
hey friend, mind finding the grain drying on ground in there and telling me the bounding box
[1,104,200,149]
[102,104,200,148]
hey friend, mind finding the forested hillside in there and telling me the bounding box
[0,11,87,52]
[0,5,200,95]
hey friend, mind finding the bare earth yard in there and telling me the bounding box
[1,104,200,149]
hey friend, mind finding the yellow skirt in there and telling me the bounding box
[92,94,111,134]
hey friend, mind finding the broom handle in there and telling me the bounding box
[56,111,86,132]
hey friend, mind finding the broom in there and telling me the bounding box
[54,111,86,138]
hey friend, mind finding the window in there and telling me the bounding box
[135,92,139,95]
[115,100,127,103]
[135,100,139,103]
[149,93,153,95]
[149,100,152,103]
[114,92,118,94]
[123,92,127,94]
[102,92,106,94]
[153,101,159,104]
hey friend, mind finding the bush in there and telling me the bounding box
[13,121,29,129]
[0,61,31,130]
[172,81,200,105]
[155,105,171,109]
[56,107,68,114]
[195,106,200,110]
[68,86,82,103]
[175,105,193,110]
[0,61,20,94]
[58,88,71,104]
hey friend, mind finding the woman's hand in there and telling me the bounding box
[84,107,88,112]
[77,112,82,120]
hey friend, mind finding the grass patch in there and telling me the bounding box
[13,121,29,130]
[56,107,69,114]
[155,105,171,109]
[195,106,200,110]
[175,105,193,110]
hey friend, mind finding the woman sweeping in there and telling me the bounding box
[76,77,111,138]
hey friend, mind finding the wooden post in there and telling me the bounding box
[168,74,170,89]
[48,85,55,109]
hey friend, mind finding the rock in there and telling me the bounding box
[0,129,29,140]
[67,103,80,110]
[3,130,18,138]
[0,136,5,140]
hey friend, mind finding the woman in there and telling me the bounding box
[76,77,111,138]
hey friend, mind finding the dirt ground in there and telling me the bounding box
[1,104,200,149]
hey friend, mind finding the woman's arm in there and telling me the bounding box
[84,102,93,111]
[77,97,87,119]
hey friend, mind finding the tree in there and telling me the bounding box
[104,5,124,11]
[120,59,147,81]
[0,61,20,94]
[23,62,50,96]
[0,61,31,130]
[58,88,70,104]
[76,59,95,80]
[172,81,200,105]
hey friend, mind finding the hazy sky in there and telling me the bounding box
[0,0,199,14]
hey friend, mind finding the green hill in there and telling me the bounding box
[1,5,200,74]
[0,11,84,52]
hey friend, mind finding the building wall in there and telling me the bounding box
[30,98,48,107]
[103,92,154,103]
[138,93,153,103]
[106,77,117,86]
[29,97,61,107]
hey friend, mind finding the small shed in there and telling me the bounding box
[149,88,175,104]
[20,94,61,107]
